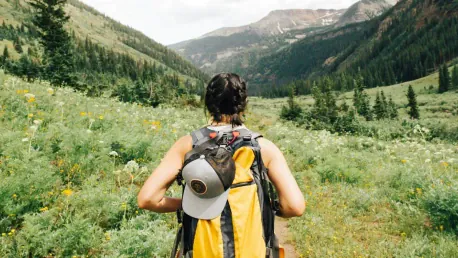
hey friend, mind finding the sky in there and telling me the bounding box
[80,0,360,46]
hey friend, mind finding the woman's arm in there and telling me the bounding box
[137,135,192,213]
[258,138,305,218]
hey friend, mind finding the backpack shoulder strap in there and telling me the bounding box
[190,127,212,148]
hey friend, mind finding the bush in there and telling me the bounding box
[422,182,458,235]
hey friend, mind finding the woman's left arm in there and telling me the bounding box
[137,135,192,213]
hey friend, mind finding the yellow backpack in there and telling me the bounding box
[171,127,283,258]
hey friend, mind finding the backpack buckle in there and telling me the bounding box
[243,135,252,141]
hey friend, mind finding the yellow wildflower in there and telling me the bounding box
[28,113,34,118]
[24,89,29,93]
[440,225,444,231]
[12,194,17,199]
[121,202,127,210]
[39,207,49,212]
[99,115,104,120]
[400,232,406,238]
[401,159,407,164]
[105,232,111,241]
[27,97,36,103]
[416,188,423,195]
[80,112,87,116]
[8,232,12,236]
[47,88,54,95]
[10,229,15,234]
[441,162,449,168]
[1,233,5,237]
[62,189,73,197]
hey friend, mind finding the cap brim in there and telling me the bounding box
[182,185,229,220]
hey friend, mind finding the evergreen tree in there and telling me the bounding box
[452,65,458,89]
[373,91,384,120]
[280,86,303,121]
[1,47,9,65]
[380,90,388,118]
[407,85,420,119]
[13,36,23,53]
[352,76,372,121]
[30,0,75,86]
[438,65,450,93]
[388,96,398,119]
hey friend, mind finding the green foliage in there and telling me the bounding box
[311,79,338,124]
[407,85,420,119]
[0,74,207,256]
[353,77,372,121]
[30,0,76,86]
[388,95,398,119]
[422,181,458,235]
[280,87,303,121]
[438,65,451,93]
[452,65,458,89]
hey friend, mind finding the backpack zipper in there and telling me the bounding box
[230,181,255,188]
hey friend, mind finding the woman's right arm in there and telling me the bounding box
[258,138,305,218]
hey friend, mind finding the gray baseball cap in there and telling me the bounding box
[182,148,236,220]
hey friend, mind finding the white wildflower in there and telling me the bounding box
[22,138,29,142]
[33,120,42,125]
[425,159,431,163]
[109,151,119,157]
[29,125,38,132]
[24,93,35,100]
[124,160,139,173]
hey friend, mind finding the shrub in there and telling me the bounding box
[422,182,458,235]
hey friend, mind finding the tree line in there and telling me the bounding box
[281,74,421,134]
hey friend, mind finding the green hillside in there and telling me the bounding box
[0,0,208,104]
[248,0,458,96]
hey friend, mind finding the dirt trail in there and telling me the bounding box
[275,218,299,258]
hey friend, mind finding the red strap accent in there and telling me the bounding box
[209,132,218,139]
[232,131,240,138]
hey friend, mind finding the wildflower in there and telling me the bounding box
[28,113,34,118]
[401,159,408,164]
[400,232,407,238]
[109,151,119,157]
[39,207,49,212]
[12,194,17,199]
[29,125,38,132]
[121,202,127,210]
[416,188,423,195]
[62,189,73,197]
[10,229,15,234]
[425,159,431,163]
[124,160,139,173]
[80,112,87,116]
[33,120,42,125]
[1,233,5,237]
[440,225,444,231]
[99,115,104,120]
[56,101,65,107]
[441,161,449,168]
[47,88,54,95]
[105,232,111,241]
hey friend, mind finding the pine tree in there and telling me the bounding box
[373,91,384,120]
[1,47,9,64]
[30,0,75,86]
[280,86,302,121]
[352,76,372,121]
[380,90,388,118]
[388,96,398,119]
[13,36,23,53]
[407,85,420,119]
[452,65,458,90]
[438,65,450,93]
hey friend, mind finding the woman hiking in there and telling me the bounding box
[138,73,305,258]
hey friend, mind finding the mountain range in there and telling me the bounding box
[169,0,396,75]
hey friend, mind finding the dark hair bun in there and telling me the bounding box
[205,73,248,127]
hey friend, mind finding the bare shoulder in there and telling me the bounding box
[176,135,193,154]
[257,137,282,167]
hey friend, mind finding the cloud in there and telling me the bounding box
[80,0,359,45]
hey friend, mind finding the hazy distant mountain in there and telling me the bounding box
[169,0,396,75]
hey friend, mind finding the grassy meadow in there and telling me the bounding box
[1,69,458,257]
